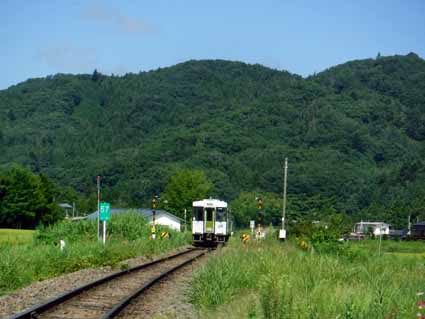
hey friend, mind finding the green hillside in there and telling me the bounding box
[1,54,425,226]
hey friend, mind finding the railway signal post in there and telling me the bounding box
[256,197,264,240]
[151,196,158,239]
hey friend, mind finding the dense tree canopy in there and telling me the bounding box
[1,53,425,228]
[0,165,62,228]
[161,169,212,220]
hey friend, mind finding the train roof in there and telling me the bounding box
[193,198,228,208]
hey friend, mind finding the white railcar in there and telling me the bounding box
[192,198,231,246]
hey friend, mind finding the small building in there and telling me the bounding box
[59,203,73,218]
[354,222,390,236]
[86,208,183,231]
[411,222,425,240]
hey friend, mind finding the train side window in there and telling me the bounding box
[193,207,204,220]
[216,207,226,222]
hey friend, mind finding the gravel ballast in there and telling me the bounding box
[0,246,192,318]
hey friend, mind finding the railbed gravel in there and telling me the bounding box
[0,246,192,319]
[116,253,209,319]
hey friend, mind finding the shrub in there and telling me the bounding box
[191,240,422,318]
[0,212,190,295]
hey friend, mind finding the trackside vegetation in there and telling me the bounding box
[0,229,34,245]
[191,238,425,318]
[0,213,190,296]
[0,164,96,229]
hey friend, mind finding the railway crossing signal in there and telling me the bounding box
[150,224,156,240]
[257,197,263,210]
[257,211,264,224]
[255,197,264,240]
[151,197,158,209]
[151,195,158,239]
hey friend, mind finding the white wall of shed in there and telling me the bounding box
[151,215,181,231]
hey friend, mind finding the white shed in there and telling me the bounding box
[87,208,183,231]
[151,210,182,231]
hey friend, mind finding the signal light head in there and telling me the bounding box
[151,197,158,209]
[257,197,263,210]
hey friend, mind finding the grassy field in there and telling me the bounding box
[0,213,190,296]
[191,237,425,319]
[0,229,34,245]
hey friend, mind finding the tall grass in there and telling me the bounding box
[0,213,191,295]
[191,239,425,318]
[0,229,34,245]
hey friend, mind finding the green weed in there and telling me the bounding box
[191,239,423,318]
[0,212,190,295]
[0,229,34,245]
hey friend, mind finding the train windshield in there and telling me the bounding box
[216,207,226,222]
[193,207,204,220]
[205,208,214,221]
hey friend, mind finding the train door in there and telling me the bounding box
[215,207,227,235]
[192,206,204,234]
[205,207,215,233]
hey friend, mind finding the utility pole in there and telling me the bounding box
[279,158,288,240]
[97,176,101,241]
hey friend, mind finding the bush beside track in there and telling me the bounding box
[191,235,425,319]
[0,229,34,245]
[0,213,190,296]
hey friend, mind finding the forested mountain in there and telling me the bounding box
[1,53,425,226]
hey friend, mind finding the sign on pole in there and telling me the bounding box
[100,202,111,221]
[100,202,110,244]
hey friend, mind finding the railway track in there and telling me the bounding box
[10,247,205,319]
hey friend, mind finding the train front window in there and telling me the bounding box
[216,207,226,222]
[206,208,214,221]
[193,207,204,220]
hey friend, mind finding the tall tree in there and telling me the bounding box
[0,165,63,228]
[161,169,213,219]
[0,165,44,228]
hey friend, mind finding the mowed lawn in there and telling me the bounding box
[0,229,34,245]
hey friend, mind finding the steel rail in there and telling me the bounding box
[102,250,205,318]
[9,247,198,319]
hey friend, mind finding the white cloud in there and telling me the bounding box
[84,2,154,34]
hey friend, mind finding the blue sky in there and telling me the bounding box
[1,0,424,90]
